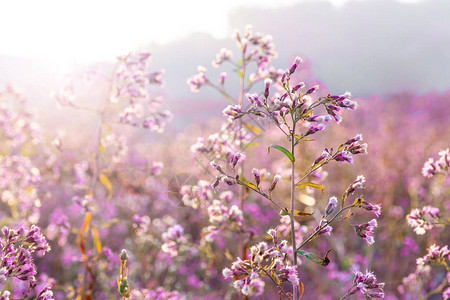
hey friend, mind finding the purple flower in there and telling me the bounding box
[252,168,261,187]
[360,202,382,217]
[187,65,207,92]
[219,72,228,85]
[406,206,441,235]
[346,175,366,195]
[212,48,233,67]
[345,134,363,145]
[317,225,333,235]
[443,287,450,300]
[230,152,245,168]
[246,93,263,107]
[264,78,272,99]
[348,270,385,298]
[334,150,353,164]
[305,123,326,136]
[325,196,338,216]
[0,291,10,300]
[289,56,303,75]
[314,148,332,165]
[416,244,450,266]
[422,149,450,177]
[222,104,242,121]
[269,174,281,192]
[354,219,377,245]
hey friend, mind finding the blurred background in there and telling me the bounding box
[1,0,449,129]
[0,0,449,299]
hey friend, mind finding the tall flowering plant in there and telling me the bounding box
[188,26,384,299]
[399,149,449,299]
[49,52,173,299]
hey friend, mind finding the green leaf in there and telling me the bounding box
[297,249,331,266]
[234,69,244,77]
[280,208,314,217]
[268,144,295,162]
[295,182,324,192]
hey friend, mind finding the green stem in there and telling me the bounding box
[297,204,355,251]
[290,121,299,300]
[338,284,356,300]
[222,173,284,211]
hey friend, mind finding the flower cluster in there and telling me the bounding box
[0,225,51,298]
[100,133,128,163]
[180,180,213,209]
[354,219,378,245]
[276,216,308,246]
[416,244,450,266]
[222,229,299,297]
[212,48,233,68]
[188,25,279,93]
[0,155,42,222]
[207,200,243,227]
[191,121,252,159]
[316,135,368,166]
[422,149,449,177]
[111,52,172,132]
[161,225,187,257]
[0,84,42,149]
[406,206,442,235]
[345,270,385,299]
[186,66,207,93]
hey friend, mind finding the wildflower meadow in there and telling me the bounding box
[0,24,448,300]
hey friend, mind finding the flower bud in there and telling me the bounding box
[120,249,128,261]
[269,174,281,192]
[325,196,338,216]
[252,168,261,186]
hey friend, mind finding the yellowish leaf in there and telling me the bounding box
[240,177,258,190]
[224,249,234,261]
[295,182,324,192]
[99,142,107,162]
[79,211,92,236]
[99,173,113,199]
[280,209,314,217]
[270,270,281,285]
[299,281,305,299]
[91,225,102,253]
[244,122,262,135]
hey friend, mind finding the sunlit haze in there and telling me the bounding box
[0,0,420,63]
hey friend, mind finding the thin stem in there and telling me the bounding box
[222,173,285,211]
[261,269,289,296]
[238,54,246,106]
[290,120,299,300]
[295,162,328,186]
[206,81,236,104]
[297,204,355,251]
[426,274,449,298]
[89,100,109,195]
[338,284,355,300]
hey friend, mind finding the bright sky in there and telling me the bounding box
[0,0,421,63]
